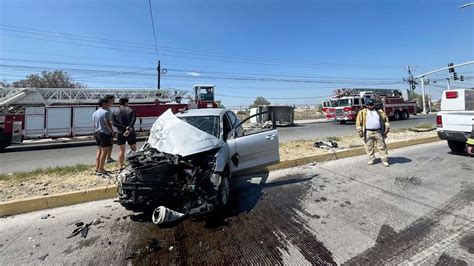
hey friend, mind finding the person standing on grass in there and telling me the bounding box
[356,99,391,166]
[112,97,137,170]
[104,95,116,163]
[93,98,114,176]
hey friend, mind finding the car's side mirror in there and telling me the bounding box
[226,129,236,140]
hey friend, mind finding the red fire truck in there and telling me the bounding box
[323,88,417,124]
[0,85,217,150]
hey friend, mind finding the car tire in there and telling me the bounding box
[216,171,230,208]
[339,121,347,124]
[402,110,409,120]
[393,111,401,120]
[448,140,466,153]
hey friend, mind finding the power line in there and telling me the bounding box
[0,57,401,81]
[0,63,406,86]
[147,0,159,59]
[0,25,405,69]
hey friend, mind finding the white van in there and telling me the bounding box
[437,89,474,152]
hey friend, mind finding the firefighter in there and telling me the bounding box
[467,122,474,156]
[356,99,390,166]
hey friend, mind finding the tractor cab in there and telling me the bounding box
[194,84,215,103]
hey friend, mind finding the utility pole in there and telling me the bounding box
[406,65,416,100]
[421,76,427,114]
[446,78,451,90]
[426,80,432,113]
[157,60,161,90]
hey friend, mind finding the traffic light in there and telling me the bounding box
[460,75,464,82]
[448,63,455,73]
[453,72,458,80]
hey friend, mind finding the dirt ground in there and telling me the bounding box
[279,129,437,161]
[294,109,324,120]
[1,130,437,202]
[0,164,117,202]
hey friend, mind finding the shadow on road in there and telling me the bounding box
[389,156,412,165]
[205,172,316,228]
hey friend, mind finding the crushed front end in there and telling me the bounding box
[117,144,221,216]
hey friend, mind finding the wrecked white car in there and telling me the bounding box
[117,108,279,222]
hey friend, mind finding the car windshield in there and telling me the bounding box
[178,116,220,138]
[331,99,351,107]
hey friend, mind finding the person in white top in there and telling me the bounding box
[356,99,391,166]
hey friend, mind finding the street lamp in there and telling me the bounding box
[460,2,474,9]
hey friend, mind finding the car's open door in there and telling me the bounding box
[227,111,280,174]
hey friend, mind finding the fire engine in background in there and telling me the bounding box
[323,88,417,124]
[0,85,217,150]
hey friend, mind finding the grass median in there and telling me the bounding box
[1,126,437,202]
[0,164,116,202]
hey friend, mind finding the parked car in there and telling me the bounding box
[437,89,474,153]
[117,108,280,220]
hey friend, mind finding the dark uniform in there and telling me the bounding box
[112,106,137,145]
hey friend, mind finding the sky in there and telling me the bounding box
[0,0,473,108]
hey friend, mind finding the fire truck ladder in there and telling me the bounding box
[333,88,402,97]
[0,87,188,107]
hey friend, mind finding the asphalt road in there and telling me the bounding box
[0,141,472,264]
[0,115,436,174]
[278,114,436,142]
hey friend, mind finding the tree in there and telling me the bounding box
[12,70,84,88]
[249,96,270,108]
[413,92,431,112]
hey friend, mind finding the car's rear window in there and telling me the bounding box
[178,116,220,137]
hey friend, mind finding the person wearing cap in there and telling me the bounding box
[356,99,391,166]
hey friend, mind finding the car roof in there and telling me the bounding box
[175,108,228,117]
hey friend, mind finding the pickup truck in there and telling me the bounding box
[436,89,474,153]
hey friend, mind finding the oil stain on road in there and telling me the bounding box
[124,173,336,265]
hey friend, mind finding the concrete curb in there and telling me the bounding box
[0,135,441,216]
[5,137,147,153]
[0,185,117,216]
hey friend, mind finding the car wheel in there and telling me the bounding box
[339,120,346,124]
[217,171,230,208]
[402,110,409,120]
[448,140,466,153]
[393,111,400,120]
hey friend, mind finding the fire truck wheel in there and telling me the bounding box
[402,110,409,120]
[339,121,347,124]
[393,111,401,120]
[0,128,12,151]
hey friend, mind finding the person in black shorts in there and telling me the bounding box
[92,98,114,176]
[112,97,137,169]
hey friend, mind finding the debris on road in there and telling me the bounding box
[37,253,49,261]
[152,206,185,225]
[40,213,51,219]
[66,221,94,239]
[80,226,89,238]
[314,140,338,149]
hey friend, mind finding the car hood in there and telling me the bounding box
[146,109,224,157]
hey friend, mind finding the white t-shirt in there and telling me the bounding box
[366,110,381,130]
